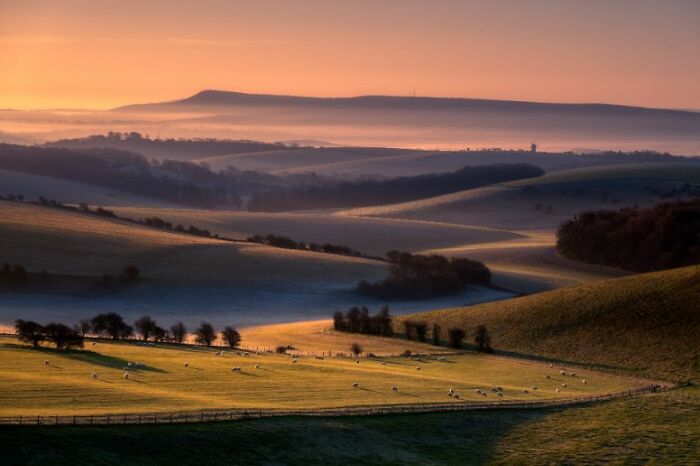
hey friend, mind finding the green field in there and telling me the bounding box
[1,387,696,465]
[0,336,642,417]
[400,265,700,383]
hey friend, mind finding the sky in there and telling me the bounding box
[1,0,699,110]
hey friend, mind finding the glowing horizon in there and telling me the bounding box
[1,0,699,110]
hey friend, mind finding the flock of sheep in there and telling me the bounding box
[41,346,591,402]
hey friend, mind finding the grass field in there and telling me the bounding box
[399,265,700,383]
[0,335,642,417]
[0,386,695,465]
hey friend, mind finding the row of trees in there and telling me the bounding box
[247,234,368,258]
[358,251,491,299]
[332,306,393,336]
[1,262,139,287]
[557,198,700,272]
[15,313,242,349]
[403,321,492,352]
[1,263,28,284]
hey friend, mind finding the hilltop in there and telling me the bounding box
[399,265,700,382]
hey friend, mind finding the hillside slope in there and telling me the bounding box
[400,266,700,382]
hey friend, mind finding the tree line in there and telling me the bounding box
[247,234,376,259]
[247,164,545,211]
[358,250,491,299]
[402,320,493,352]
[332,306,393,336]
[557,198,700,272]
[14,313,242,349]
[1,262,140,287]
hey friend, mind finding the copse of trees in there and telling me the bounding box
[247,234,370,259]
[91,313,133,340]
[15,320,83,349]
[358,251,491,299]
[332,306,393,336]
[557,198,700,272]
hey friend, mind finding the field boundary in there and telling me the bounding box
[0,384,664,426]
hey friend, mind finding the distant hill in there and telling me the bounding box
[110,90,700,156]
[399,266,700,382]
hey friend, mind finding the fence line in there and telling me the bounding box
[0,384,664,426]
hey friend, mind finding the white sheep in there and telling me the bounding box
[549,363,553,368]
[44,360,50,366]
[292,359,298,364]
[523,389,529,394]
[561,383,567,388]
[415,367,421,370]
[391,385,399,392]
[184,362,189,368]
[352,382,359,389]
[123,372,129,379]
[91,372,98,379]
[556,388,560,393]
[255,364,260,369]
[449,388,455,395]
[532,386,539,390]
[559,370,565,375]
[582,379,587,384]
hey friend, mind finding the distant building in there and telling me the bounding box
[531,143,537,153]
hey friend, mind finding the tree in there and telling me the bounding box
[91,312,130,340]
[346,307,361,333]
[221,326,241,349]
[432,323,441,346]
[448,328,466,349]
[194,322,216,346]
[134,316,157,341]
[170,322,187,344]
[77,319,92,337]
[15,320,44,347]
[414,322,428,342]
[152,326,168,342]
[474,325,492,353]
[44,323,84,349]
[351,342,363,357]
[403,321,415,340]
[377,305,393,336]
[332,311,345,331]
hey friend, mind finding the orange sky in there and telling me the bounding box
[1,0,699,110]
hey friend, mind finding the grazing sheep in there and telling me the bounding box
[448,388,455,395]
[481,392,487,397]
[497,392,504,397]
[556,388,560,393]
[491,387,498,393]
[582,379,587,384]
[496,386,503,392]
[231,367,241,373]
[91,342,96,347]
[91,372,98,379]
[352,382,360,389]
[570,372,576,377]
[415,367,421,370]
[559,370,565,375]
[391,385,399,392]
[523,389,529,394]
[475,389,482,394]
[545,375,551,379]
[532,386,539,390]
[549,363,553,368]
[561,383,567,388]
[123,373,129,380]
[292,359,298,364]
[184,362,189,368]
[356,360,360,364]
[128,362,134,367]
[44,360,50,366]
[255,364,260,369]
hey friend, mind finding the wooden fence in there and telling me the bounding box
[0,385,663,426]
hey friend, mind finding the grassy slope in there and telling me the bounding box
[0,200,383,285]
[400,265,700,383]
[1,387,696,465]
[109,206,519,257]
[0,336,638,417]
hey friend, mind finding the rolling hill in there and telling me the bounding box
[399,265,700,382]
[342,162,700,229]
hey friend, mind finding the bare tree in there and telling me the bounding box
[221,326,241,349]
[170,322,187,344]
[194,322,216,347]
[351,342,363,357]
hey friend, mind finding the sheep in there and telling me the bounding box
[570,372,576,377]
[231,367,241,373]
[549,363,553,368]
[254,364,260,369]
[545,375,551,379]
[292,359,298,364]
[356,360,360,364]
[415,367,421,370]
[243,352,250,357]
[391,385,399,392]
[559,370,565,375]
[555,388,560,393]
[448,388,455,395]
[91,372,98,379]
[497,392,504,398]
[481,392,487,397]
[123,372,129,380]
[475,389,482,394]
[561,383,567,388]
[184,362,189,368]
[381,361,387,365]
[43,360,50,366]
[523,389,529,394]
[91,342,96,347]
[352,382,360,389]
[532,386,539,390]
[490,387,498,393]
[315,356,324,360]
[437,357,446,361]
[582,379,587,384]
[496,386,503,392]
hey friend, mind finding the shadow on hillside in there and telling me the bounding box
[1,343,167,373]
[494,348,628,373]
